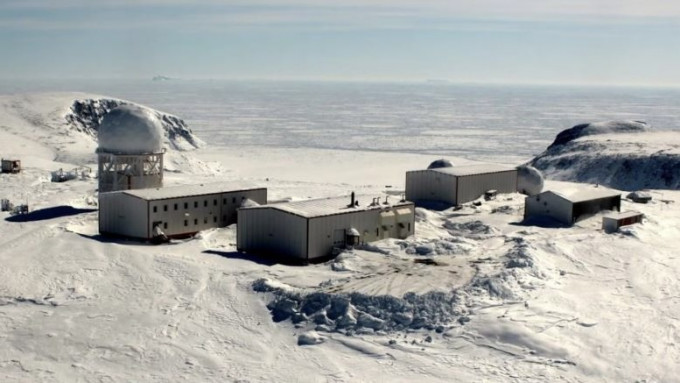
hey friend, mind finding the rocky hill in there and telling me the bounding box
[529,121,680,190]
[66,98,204,151]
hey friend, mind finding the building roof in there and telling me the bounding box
[603,211,643,220]
[546,187,621,203]
[244,194,413,218]
[119,181,265,201]
[429,163,517,177]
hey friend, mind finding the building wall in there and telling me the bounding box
[236,208,308,260]
[405,171,457,204]
[572,196,620,223]
[145,188,267,238]
[455,170,518,205]
[307,204,415,260]
[220,189,267,224]
[99,193,149,239]
[602,213,643,232]
[524,192,573,224]
[99,188,267,240]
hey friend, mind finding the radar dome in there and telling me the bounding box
[517,165,544,196]
[427,159,454,169]
[98,105,163,154]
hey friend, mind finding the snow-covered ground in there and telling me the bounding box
[1,92,679,382]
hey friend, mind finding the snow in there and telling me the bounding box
[1,92,680,382]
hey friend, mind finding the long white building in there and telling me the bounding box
[237,194,415,262]
[405,163,518,206]
[99,182,267,240]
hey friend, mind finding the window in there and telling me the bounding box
[213,199,217,206]
[232,197,236,203]
[184,220,188,227]
[194,219,198,225]
[174,203,178,210]
[153,206,157,213]
[223,215,227,222]
[204,217,208,224]
[194,201,198,208]
[163,222,168,229]
[213,216,217,223]
[376,228,379,236]
[184,202,188,209]
[163,205,167,212]
[204,200,207,207]
[223,198,227,204]
[408,223,411,231]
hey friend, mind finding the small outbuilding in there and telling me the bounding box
[524,187,621,225]
[99,182,267,240]
[602,211,644,233]
[237,194,415,262]
[405,163,518,206]
[1,159,21,173]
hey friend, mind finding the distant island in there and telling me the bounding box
[152,75,173,81]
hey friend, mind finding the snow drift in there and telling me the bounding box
[529,121,680,190]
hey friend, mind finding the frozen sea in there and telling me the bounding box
[3,79,680,163]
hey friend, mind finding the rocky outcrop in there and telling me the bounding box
[529,121,680,190]
[65,98,204,151]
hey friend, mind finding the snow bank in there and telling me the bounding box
[253,234,549,334]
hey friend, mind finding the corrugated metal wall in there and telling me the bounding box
[220,189,267,224]
[99,193,148,238]
[307,204,415,260]
[237,208,308,261]
[405,171,457,204]
[455,170,518,205]
[524,192,572,224]
[147,193,223,237]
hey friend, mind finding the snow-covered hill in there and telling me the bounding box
[66,98,204,152]
[529,121,680,190]
[0,93,216,175]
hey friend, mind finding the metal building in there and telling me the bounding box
[237,193,415,262]
[97,105,165,193]
[602,211,644,233]
[405,163,518,206]
[524,187,621,225]
[99,182,267,240]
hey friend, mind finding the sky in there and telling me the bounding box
[1,0,680,86]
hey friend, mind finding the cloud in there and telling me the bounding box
[2,0,680,32]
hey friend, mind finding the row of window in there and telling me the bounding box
[182,216,220,226]
[152,197,243,213]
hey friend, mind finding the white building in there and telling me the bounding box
[405,163,518,206]
[524,187,621,225]
[237,193,415,262]
[97,105,165,193]
[99,182,267,240]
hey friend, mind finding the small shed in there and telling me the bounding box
[524,187,621,225]
[405,163,518,206]
[99,182,267,240]
[602,211,644,233]
[237,194,415,262]
[1,159,21,173]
